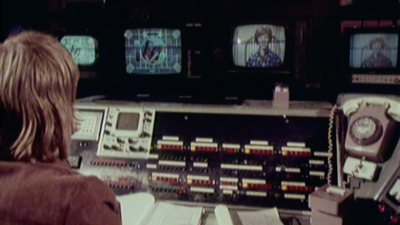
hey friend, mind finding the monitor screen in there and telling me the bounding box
[232,24,286,68]
[116,113,140,131]
[60,35,98,66]
[349,33,398,69]
[125,28,182,74]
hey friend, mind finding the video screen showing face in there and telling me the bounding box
[125,28,182,74]
[60,36,98,66]
[233,24,286,68]
[349,33,398,68]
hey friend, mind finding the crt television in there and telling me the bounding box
[124,28,183,75]
[225,19,309,83]
[345,28,400,85]
[58,31,101,79]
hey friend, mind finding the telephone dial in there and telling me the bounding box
[341,96,400,162]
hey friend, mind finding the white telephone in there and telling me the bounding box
[341,95,400,162]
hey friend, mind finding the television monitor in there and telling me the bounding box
[58,33,100,79]
[61,35,98,66]
[124,28,182,75]
[345,28,400,85]
[224,20,308,84]
[232,24,286,68]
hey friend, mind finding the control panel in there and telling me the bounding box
[69,99,333,211]
[98,107,155,159]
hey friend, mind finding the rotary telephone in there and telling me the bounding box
[341,95,400,163]
[309,94,400,224]
[332,95,400,218]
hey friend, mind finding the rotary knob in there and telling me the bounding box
[129,146,138,152]
[128,138,137,144]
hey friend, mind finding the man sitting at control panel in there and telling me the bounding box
[0,31,121,225]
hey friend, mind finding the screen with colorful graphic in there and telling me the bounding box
[60,35,98,66]
[125,28,182,74]
[349,33,398,68]
[233,24,286,68]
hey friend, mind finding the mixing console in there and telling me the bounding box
[69,99,333,211]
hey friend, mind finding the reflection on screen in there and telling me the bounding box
[61,36,97,66]
[233,24,286,68]
[349,33,398,68]
[125,28,182,74]
[116,113,140,131]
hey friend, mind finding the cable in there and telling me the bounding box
[327,104,338,186]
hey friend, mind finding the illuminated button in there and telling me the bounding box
[391,215,398,224]
[378,204,386,213]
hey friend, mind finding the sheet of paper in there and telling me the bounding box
[215,205,234,225]
[144,202,203,225]
[237,207,284,225]
[117,192,155,225]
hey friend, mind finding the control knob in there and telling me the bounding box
[140,132,150,137]
[128,138,137,144]
[112,145,120,151]
[117,138,125,144]
[129,146,138,152]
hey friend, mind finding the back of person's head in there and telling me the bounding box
[0,30,79,162]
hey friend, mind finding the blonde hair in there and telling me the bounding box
[0,31,79,162]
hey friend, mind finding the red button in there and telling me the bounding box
[378,204,386,213]
[391,215,398,224]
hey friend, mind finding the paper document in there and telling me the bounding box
[143,202,203,225]
[117,193,155,225]
[215,205,234,225]
[237,207,284,225]
[117,192,203,225]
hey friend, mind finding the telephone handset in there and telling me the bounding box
[341,96,400,162]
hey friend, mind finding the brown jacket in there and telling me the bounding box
[0,160,121,225]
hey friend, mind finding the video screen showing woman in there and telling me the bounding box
[142,40,165,64]
[349,33,398,69]
[125,28,182,74]
[233,24,286,68]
